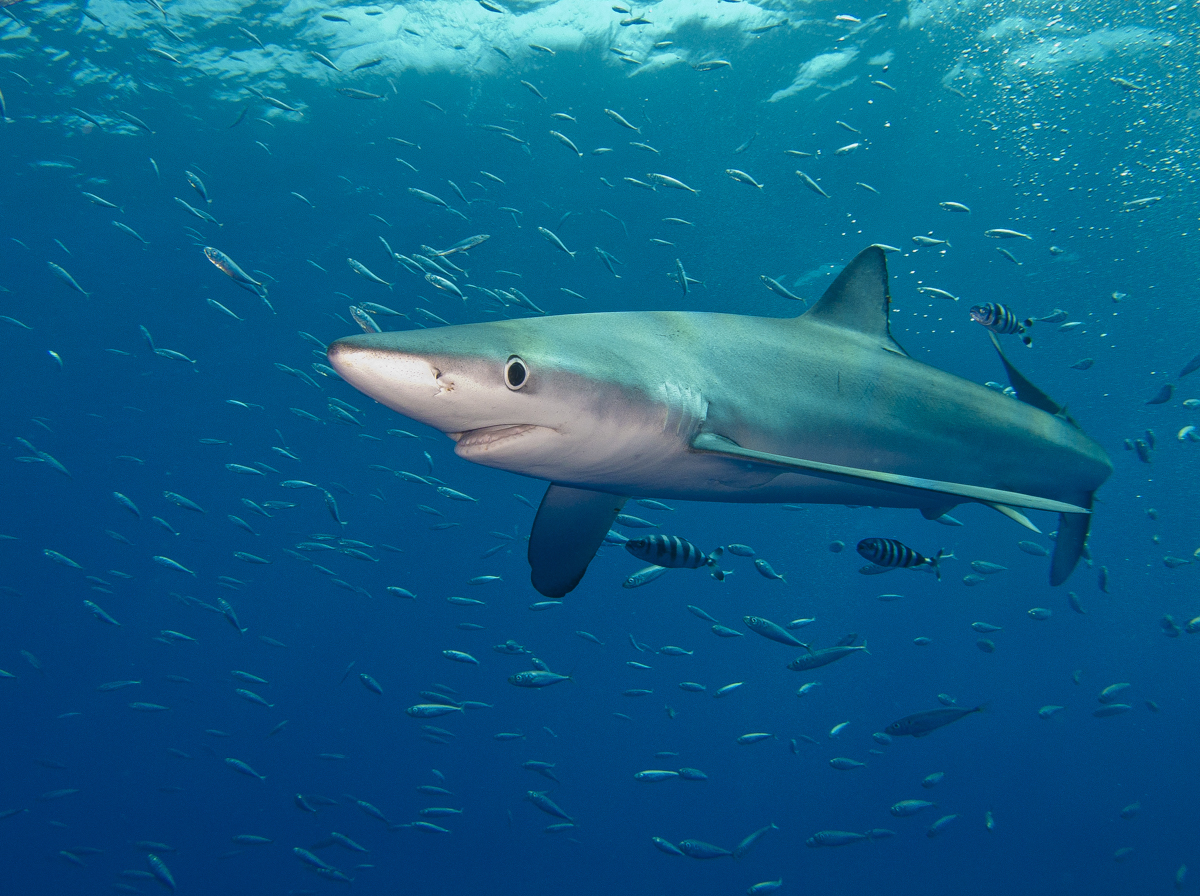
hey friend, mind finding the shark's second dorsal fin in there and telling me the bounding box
[987,332,1076,424]
[802,245,907,356]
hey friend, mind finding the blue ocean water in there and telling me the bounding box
[1,1,1198,893]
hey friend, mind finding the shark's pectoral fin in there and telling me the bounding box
[690,432,1090,515]
[528,484,627,598]
[1050,502,1093,586]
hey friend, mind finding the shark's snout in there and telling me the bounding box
[325,336,359,380]
[327,336,445,407]
[325,335,377,384]
[326,333,534,440]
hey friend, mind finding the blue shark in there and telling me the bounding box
[328,246,1111,597]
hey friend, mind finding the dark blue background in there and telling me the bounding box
[1,2,1196,893]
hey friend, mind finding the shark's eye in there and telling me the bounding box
[504,355,529,390]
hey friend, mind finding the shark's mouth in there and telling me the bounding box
[451,424,545,452]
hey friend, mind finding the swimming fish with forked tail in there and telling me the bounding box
[886,704,985,737]
[857,538,952,579]
[204,247,267,299]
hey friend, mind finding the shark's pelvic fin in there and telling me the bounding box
[528,484,627,598]
[690,432,1090,515]
[988,331,1077,424]
[802,245,908,357]
[983,502,1041,533]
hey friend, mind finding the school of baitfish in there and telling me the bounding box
[0,0,1197,892]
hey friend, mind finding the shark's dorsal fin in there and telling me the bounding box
[528,484,627,598]
[988,332,1075,423]
[802,245,908,356]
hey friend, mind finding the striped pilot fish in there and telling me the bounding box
[969,302,1033,345]
[624,535,721,569]
[856,538,953,580]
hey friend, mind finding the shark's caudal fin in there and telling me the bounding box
[987,332,1078,425]
[801,244,909,357]
[528,484,627,597]
[1051,502,1093,586]
[987,332,1096,583]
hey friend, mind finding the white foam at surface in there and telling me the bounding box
[995,25,1162,75]
[67,0,782,92]
[767,48,858,103]
[902,0,984,30]
[55,0,1159,111]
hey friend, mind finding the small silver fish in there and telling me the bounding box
[348,258,392,288]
